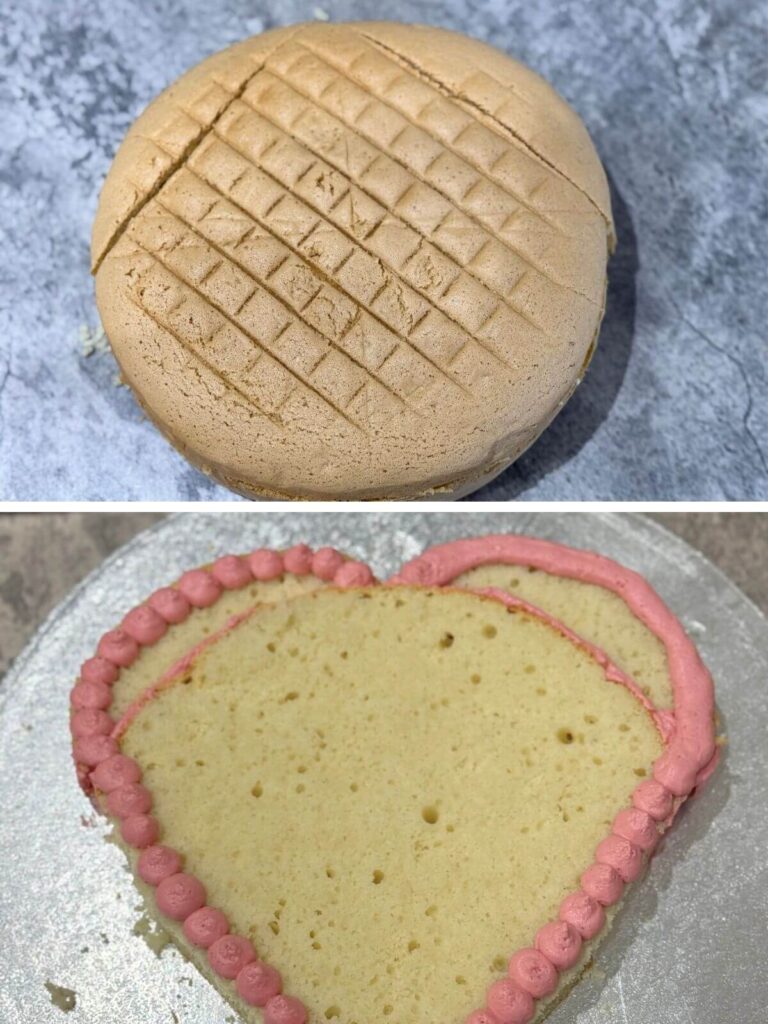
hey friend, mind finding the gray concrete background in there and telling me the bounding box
[0,0,766,501]
[0,512,765,678]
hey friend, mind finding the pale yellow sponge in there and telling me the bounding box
[454,565,672,708]
[119,586,662,1024]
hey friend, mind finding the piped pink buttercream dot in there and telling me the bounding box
[71,708,114,738]
[465,1012,500,1024]
[148,587,191,624]
[486,978,535,1024]
[80,657,118,685]
[156,873,206,920]
[73,734,118,767]
[248,549,283,581]
[580,863,624,906]
[508,948,558,998]
[559,891,606,940]
[71,680,112,710]
[121,813,159,848]
[97,629,139,667]
[184,906,229,948]
[122,605,168,645]
[91,754,141,792]
[212,555,253,589]
[613,807,658,851]
[283,544,313,575]
[653,746,698,797]
[208,934,256,979]
[178,569,222,608]
[311,547,345,581]
[137,845,182,886]
[263,994,308,1024]
[595,834,643,882]
[107,782,153,818]
[535,920,582,970]
[633,779,674,821]
[236,961,283,1006]
[334,560,374,587]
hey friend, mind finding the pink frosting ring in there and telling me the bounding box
[263,994,308,1024]
[91,754,141,792]
[178,569,222,608]
[137,845,182,886]
[236,961,283,1006]
[148,587,191,624]
[283,544,313,575]
[121,813,159,848]
[248,549,284,580]
[107,782,153,818]
[486,978,534,1024]
[558,891,606,940]
[535,921,582,970]
[71,680,112,710]
[71,708,114,738]
[595,834,644,882]
[79,538,713,1022]
[334,560,375,587]
[212,555,253,590]
[184,906,230,948]
[97,629,139,667]
[580,862,624,906]
[156,872,206,920]
[73,734,118,767]
[507,949,557,998]
[208,934,256,979]
[80,657,118,685]
[122,605,168,646]
[311,547,345,581]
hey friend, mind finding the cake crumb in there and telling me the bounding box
[78,322,108,358]
[44,981,76,1013]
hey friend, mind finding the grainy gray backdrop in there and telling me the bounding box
[0,0,766,500]
[0,511,765,677]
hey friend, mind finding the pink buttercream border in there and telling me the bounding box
[71,545,374,1024]
[391,534,718,1024]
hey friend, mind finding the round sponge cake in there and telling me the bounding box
[92,21,614,500]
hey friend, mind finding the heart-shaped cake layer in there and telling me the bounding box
[72,538,716,1024]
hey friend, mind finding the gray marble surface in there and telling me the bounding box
[1,0,766,501]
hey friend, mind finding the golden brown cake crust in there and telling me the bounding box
[93,22,614,499]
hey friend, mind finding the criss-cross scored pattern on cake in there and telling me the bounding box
[110,27,600,432]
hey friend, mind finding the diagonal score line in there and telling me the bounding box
[181,161,477,400]
[355,30,613,236]
[291,38,561,238]
[124,293,289,431]
[237,76,547,332]
[129,234,368,434]
[212,118,526,369]
[152,198,426,418]
[249,64,566,317]
[93,27,306,275]
[229,96,542,357]
[291,40,601,309]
